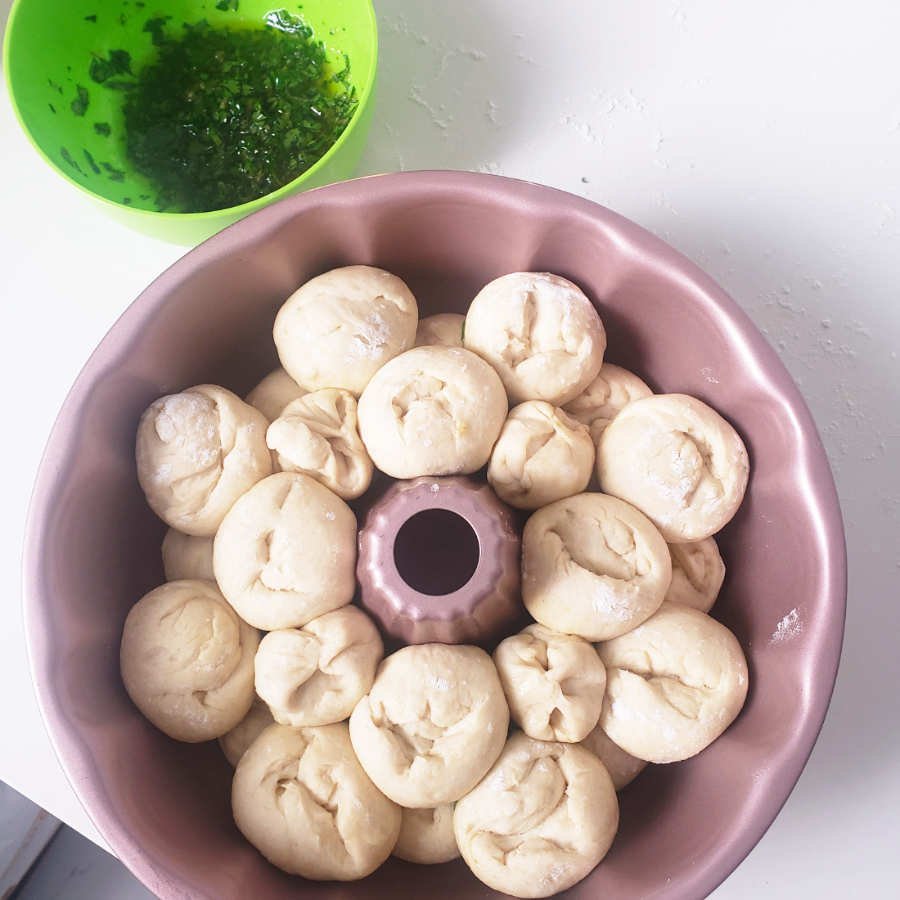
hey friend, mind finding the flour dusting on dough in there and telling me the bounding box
[771,608,802,644]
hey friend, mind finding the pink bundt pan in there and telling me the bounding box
[23,172,845,899]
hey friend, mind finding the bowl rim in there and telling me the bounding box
[2,0,379,220]
[21,170,847,899]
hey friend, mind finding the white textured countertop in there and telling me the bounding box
[2,0,899,896]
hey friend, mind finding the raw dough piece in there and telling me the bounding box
[266,389,373,499]
[273,266,418,395]
[357,346,507,479]
[219,697,275,766]
[487,401,594,509]
[598,602,749,763]
[665,537,726,612]
[255,607,383,727]
[563,363,653,443]
[213,472,357,631]
[161,528,214,582]
[136,385,272,536]
[463,272,606,405]
[597,393,749,541]
[232,722,401,880]
[349,644,509,807]
[453,733,619,899]
[493,624,606,743]
[393,804,460,864]
[522,492,672,641]
[580,723,647,790]
[415,313,465,348]
[245,368,306,422]
[120,579,258,742]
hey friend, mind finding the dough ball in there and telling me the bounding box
[580,723,647,790]
[213,472,357,631]
[136,385,272,536]
[349,644,509,807]
[597,393,750,541]
[665,537,726,612]
[245,368,306,422]
[266,389,373,499]
[232,722,401,880]
[393,804,460,865]
[415,313,465,348]
[357,346,507,479]
[487,401,594,509]
[161,528,214,582]
[273,266,418,395]
[494,624,606,743]
[598,602,749,763]
[219,697,275,767]
[120,580,258,742]
[563,363,653,443]
[255,607,383,727]
[522,492,672,641]
[463,272,606,406]
[453,733,619,898]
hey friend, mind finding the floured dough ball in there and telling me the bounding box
[161,528,214,582]
[522,492,672,641]
[580,723,647,790]
[232,722,401,880]
[266,389,373,499]
[393,804,460,865]
[598,602,749,763]
[136,385,272,536]
[597,393,750,541]
[494,624,606,743]
[219,697,275,767]
[463,272,606,405]
[415,313,465,348]
[349,644,509,807]
[487,401,594,509]
[563,363,652,443]
[665,537,726,612]
[245,368,306,422]
[274,266,418,396]
[120,580,258,742]
[357,346,507,479]
[454,733,619,899]
[213,472,357,631]
[255,607,383,727]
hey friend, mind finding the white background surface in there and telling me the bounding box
[2,0,899,896]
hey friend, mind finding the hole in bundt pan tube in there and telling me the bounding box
[393,509,480,596]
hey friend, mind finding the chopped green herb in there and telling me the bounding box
[89,48,132,83]
[215,0,239,10]
[83,149,101,174]
[122,197,133,205]
[48,103,56,114]
[84,14,97,23]
[70,85,89,116]
[123,15,356,211]
[136,1,145,7]
[102,162,126,181]
[265,8,311,35]
[48,78,63,94]
[139,193,150,201]
[143,16,170,46]
[60,147,84,173]
[93,122,112,136]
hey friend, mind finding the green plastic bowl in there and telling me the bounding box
[4,0,377,244]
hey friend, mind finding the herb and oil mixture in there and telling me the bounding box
[92,11,356,212]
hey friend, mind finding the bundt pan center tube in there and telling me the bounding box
[357,476,522,644]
